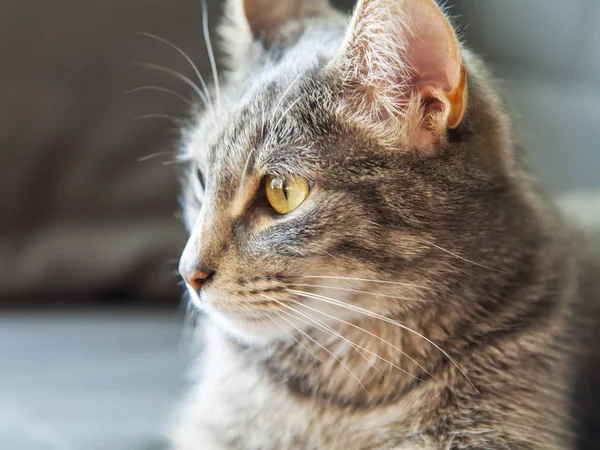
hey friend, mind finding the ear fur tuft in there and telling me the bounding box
[330,0,467,155]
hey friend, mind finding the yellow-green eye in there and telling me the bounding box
[265,175,309,214]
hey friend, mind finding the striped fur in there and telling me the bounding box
[171,1,599,449]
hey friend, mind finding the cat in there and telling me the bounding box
[170,0,600,448]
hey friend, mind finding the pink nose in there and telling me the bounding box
[180,266,214,293]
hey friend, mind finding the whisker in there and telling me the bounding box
[286,288,478,393]
[162,159,186,166]
[272,97,302,132]
[263,295,384,377]
[238,147,257,193]
[421,239,505,273]
[127,86,195,108]
[135,32,212,106]
[298,276,445,294]
[279,307,385,379]
[131,62,209,107]
[137,150,175,162]
[323,251,339,260]
[286,297,433,382]
[286,283,423,302]
[237,96,268,193]
[356,220,507,276]
[451,265,485,280]
[274,306,372,399]
[270,311,324,365]
[202,0,221,109]
[271,72,303,122]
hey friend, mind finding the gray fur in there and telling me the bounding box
[171,1,600,449]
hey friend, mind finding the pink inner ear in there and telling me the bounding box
[403,1,461,94]
[334,0,463,105]
[331,0,466,150]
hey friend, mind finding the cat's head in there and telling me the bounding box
[179,0,525,344]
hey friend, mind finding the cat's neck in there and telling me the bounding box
[256,309,457,408]
[244,265,568,408]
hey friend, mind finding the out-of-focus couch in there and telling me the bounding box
[0,0,222,304]
[1,0,598,305]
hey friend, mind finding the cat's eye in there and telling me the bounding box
[191,166,205,200]
[265,175,309,215]
[196,168,205,189]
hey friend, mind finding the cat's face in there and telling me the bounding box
[180,71,404,343]
[179,0,517,344]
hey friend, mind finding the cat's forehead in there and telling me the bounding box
[183,72,329,185]
[181,23,346,172]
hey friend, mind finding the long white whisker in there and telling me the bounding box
[127,86,195,107]
[135,32,212,106]
[202,0,220,109]
[281,309,387,379]
[239,147,257,192]
[422,239,505,273]
[288,305,424,382]
[270,311,324,365]
[131,62,210,107]
[137,150,175,162]
[162,159,186,166]
[238,96,268,191]
[286,288,478,393]
[286,283,424,302]
[286,297,433,382]
[271,72,303,122]
[272,305,372,398]
[272,97,302,132]
[298,276,445,294]
[263,295,384,378]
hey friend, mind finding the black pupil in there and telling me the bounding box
[282,178,288,200]
[196,168,205,189]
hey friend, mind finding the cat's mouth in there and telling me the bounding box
[199,287,285,315]
[195,287,309,342]
[212,299,284,319]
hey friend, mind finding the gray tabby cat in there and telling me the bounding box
[171,0,600,448]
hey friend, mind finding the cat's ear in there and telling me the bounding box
[330,0,467,155]
[220,0,334,69]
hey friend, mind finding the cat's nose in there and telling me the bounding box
[179,265,215,293]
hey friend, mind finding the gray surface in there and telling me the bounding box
[501,71,600,194]
[451,0,600,194]
[0,313,189,450]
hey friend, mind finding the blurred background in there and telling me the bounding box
[0,0,598,449]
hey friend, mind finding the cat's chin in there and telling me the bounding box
[206,307,299,345]
[189,292,302,345]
